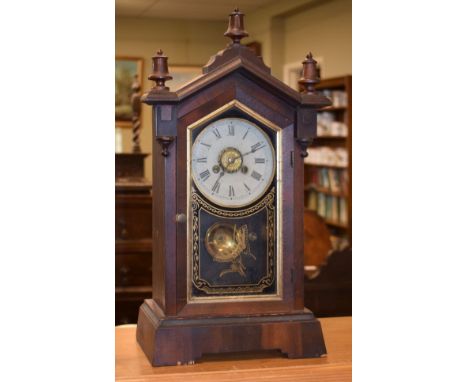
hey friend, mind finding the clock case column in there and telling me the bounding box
[136,15,331,366]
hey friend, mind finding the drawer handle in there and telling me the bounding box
[120,228,128,238]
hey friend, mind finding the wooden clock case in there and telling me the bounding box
[136,9,331,366]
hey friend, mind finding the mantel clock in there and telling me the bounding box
[136,9,331,366]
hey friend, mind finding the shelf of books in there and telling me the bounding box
[304,75,352,248]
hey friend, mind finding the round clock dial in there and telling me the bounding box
[191,117,275,207]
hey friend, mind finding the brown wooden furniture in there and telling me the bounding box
[116,65,153,325]
[304,247,352,317]
[136,8,332,366]
[302,209,351,317]
[304,75,352,246]
[117,316,351,382]
[115,154,152,325]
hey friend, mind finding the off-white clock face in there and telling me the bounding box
[191,117,275,207]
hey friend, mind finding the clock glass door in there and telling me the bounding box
[187,105,282,300]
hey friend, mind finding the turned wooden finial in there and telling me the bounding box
[148,49,173,91]
[299,52,320,94]
[224,8,249,44]
[131,74,142,153]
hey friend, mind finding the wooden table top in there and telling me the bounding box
[115,316,351,382]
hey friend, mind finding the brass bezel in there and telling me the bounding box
[186,100,283,303]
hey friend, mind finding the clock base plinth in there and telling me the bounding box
[136,299,327,367]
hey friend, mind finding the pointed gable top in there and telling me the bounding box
[143,9,330,108]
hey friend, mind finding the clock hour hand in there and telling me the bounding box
[211,171,225,193]
[215,171,225,182]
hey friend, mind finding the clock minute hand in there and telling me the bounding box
[241,144,266,157]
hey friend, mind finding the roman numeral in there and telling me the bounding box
[196,157,207,163]
[255,158,265,164]
[229,185,235,197]
[251,171,262,181]
[201,142,211,148]
[251,142,263,152]
[243,182,251,192]
[212,128,221,139]
[228,124,235,136]
[200,169,210,181]
[242,129,249,140]
[212,179,221,193]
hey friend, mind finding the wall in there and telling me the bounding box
[245,0,314,78]
[283,0,351,79]
[246,0,351,80]
[116,16,226,179]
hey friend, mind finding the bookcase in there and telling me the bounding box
[304,75,352,248]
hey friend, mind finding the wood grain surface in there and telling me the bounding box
[116,316,351,382]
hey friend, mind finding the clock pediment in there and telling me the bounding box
[173,68,307,133]
[143,47,329,109]
[175,55,329,108]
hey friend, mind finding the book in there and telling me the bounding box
[330,121,347,137]
[311,167,319,184]
[329,169,341,193]
[339,198,348,225]
[331,196,339,222]
[305,147,348,167]
[307,190,318,211]
[318,192,327,217]
[321,168,330,189]
[326,195,333,221]
[341,170,349,195]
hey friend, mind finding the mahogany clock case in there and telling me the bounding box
[136,10,331,366]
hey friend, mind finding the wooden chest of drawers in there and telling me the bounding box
[115,185,152,325]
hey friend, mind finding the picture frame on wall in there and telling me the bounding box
[115,56,143,128]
